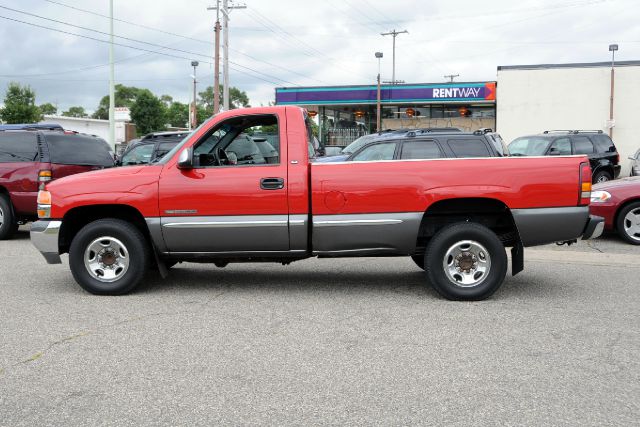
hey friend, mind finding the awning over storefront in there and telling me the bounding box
[276,82,496,106]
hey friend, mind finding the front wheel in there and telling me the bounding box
[69,219,150,295]
[0,195,18,240]
[616,201,640,245]
[424,223,507,301]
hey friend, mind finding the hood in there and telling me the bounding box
[593,176,640,191]
[47,165,163,197]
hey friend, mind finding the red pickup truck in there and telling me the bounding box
[31,106,604,300]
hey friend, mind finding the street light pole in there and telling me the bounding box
[375,52,383,132]
[108,0,115,148]
[381,29,408,85]
[207,1,222,115]
[609,44,618,138]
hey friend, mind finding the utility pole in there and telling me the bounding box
[207,1,222,114]
[381,29,408,85]
[108,0,115,148]
[608,44,618,138]
[375,52,383,132]
[222,0,246,110]
[444,74,460,83]
[191,61,199,129]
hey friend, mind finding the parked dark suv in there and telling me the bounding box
[509,130,620,183]
[317,129,507,163]
[117,131,189,166]
[0,130,114,239]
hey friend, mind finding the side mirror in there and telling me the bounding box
[629,156,637,161]
[177,147,194,169]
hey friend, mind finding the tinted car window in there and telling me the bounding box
[400,140,442,160]
[573,136,594,155]
[46,134,114,167]
[0,132,38,162]
[592,134,615,153]
[509,137,551,156]
[121,143,154,165]
[155,141,178,159]
[352,142,397,161]
[549,138,571,155]
[448,138,491,158]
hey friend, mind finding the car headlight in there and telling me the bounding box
[37,190,51,218]
[590,190,612,203]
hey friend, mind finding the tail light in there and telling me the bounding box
[38,170,52,190]
[579,162,592,206]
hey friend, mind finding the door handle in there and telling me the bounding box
[260,177,285,190]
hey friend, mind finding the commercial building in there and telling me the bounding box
[497,60,640,175]
[276,82,496,149]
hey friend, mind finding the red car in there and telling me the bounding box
[31,106,603,300]
[589,177,640,244]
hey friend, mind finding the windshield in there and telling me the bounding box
[508,137,551,156]
[342,134,378,154]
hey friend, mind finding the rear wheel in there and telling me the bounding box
[0,195,18,240]
[616,201,640,245]
[593,170,612,183]
[69,219,150,295]
[424,223,507,301]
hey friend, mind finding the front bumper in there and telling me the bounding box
[30,220,62,264]
[581,215,605,240]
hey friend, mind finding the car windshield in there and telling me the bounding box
[342,134,378,154]
[509,137,551,156]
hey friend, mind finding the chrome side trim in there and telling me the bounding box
[163,220,288,229]
[162,250,307,256]
[313,212,423,254]
[30,220,62,264]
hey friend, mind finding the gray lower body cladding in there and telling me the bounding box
[511,206,590,247]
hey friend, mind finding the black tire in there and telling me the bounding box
[593,170,612,183]
[411,255,425,270]
[69,219,150,295]
[0,194,18,240]
[616,201,640,245]
[424,222,507,301]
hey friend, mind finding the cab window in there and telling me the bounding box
[573,136,594,155]
[192,114,279,167]
[548,138,571,155]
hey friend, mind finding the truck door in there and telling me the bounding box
[158,112,290,253]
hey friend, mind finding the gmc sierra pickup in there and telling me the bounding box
[31,106,604,300]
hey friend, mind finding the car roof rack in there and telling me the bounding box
[543,129,603,134]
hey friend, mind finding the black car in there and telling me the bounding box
[509,130,620,183]
[118,131,190,166]
[341,130,507,162]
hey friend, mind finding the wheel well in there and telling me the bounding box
[415,198,518,252]
[59,204,151,254]
[0,186,9,197]
[593,164,613,177]
[613,198,640,231]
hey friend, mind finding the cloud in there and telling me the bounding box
[0,0,638,113]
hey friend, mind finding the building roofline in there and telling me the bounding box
[275,81,496,91]
[498,60,640,71]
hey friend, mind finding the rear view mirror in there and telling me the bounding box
[177,147,193,169]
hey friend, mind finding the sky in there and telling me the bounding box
[0,0,639,114]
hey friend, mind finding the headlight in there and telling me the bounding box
[37,190,51,218]
[590,190,612,203]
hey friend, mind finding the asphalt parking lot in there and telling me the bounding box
[1,226,639,425]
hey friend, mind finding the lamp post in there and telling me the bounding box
[191,60,199,129]
[608,44,618,138]
[375,52,383,132]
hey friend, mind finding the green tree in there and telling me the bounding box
[39,102,57,116]
[62,106,88,118]
[160,94,173,107]
[92,84,146,119]
[0,82,42,124]
[198,85,250,112]
[130,90,166,134]
[166,101,189,128]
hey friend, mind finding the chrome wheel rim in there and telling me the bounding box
[443,240,491,288]
[0,206,4,228]
[623,208,640,242]
[596,175,610,183]
[84,236,130,283]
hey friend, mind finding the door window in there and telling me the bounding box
[0,132,38,162]
[351,142,397,161]
[447,138,491,158]
[121,144,155,165]
[400,140,443,160]
[572,136,594,154]
[192,114,279,167]
[548,138,571,155]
